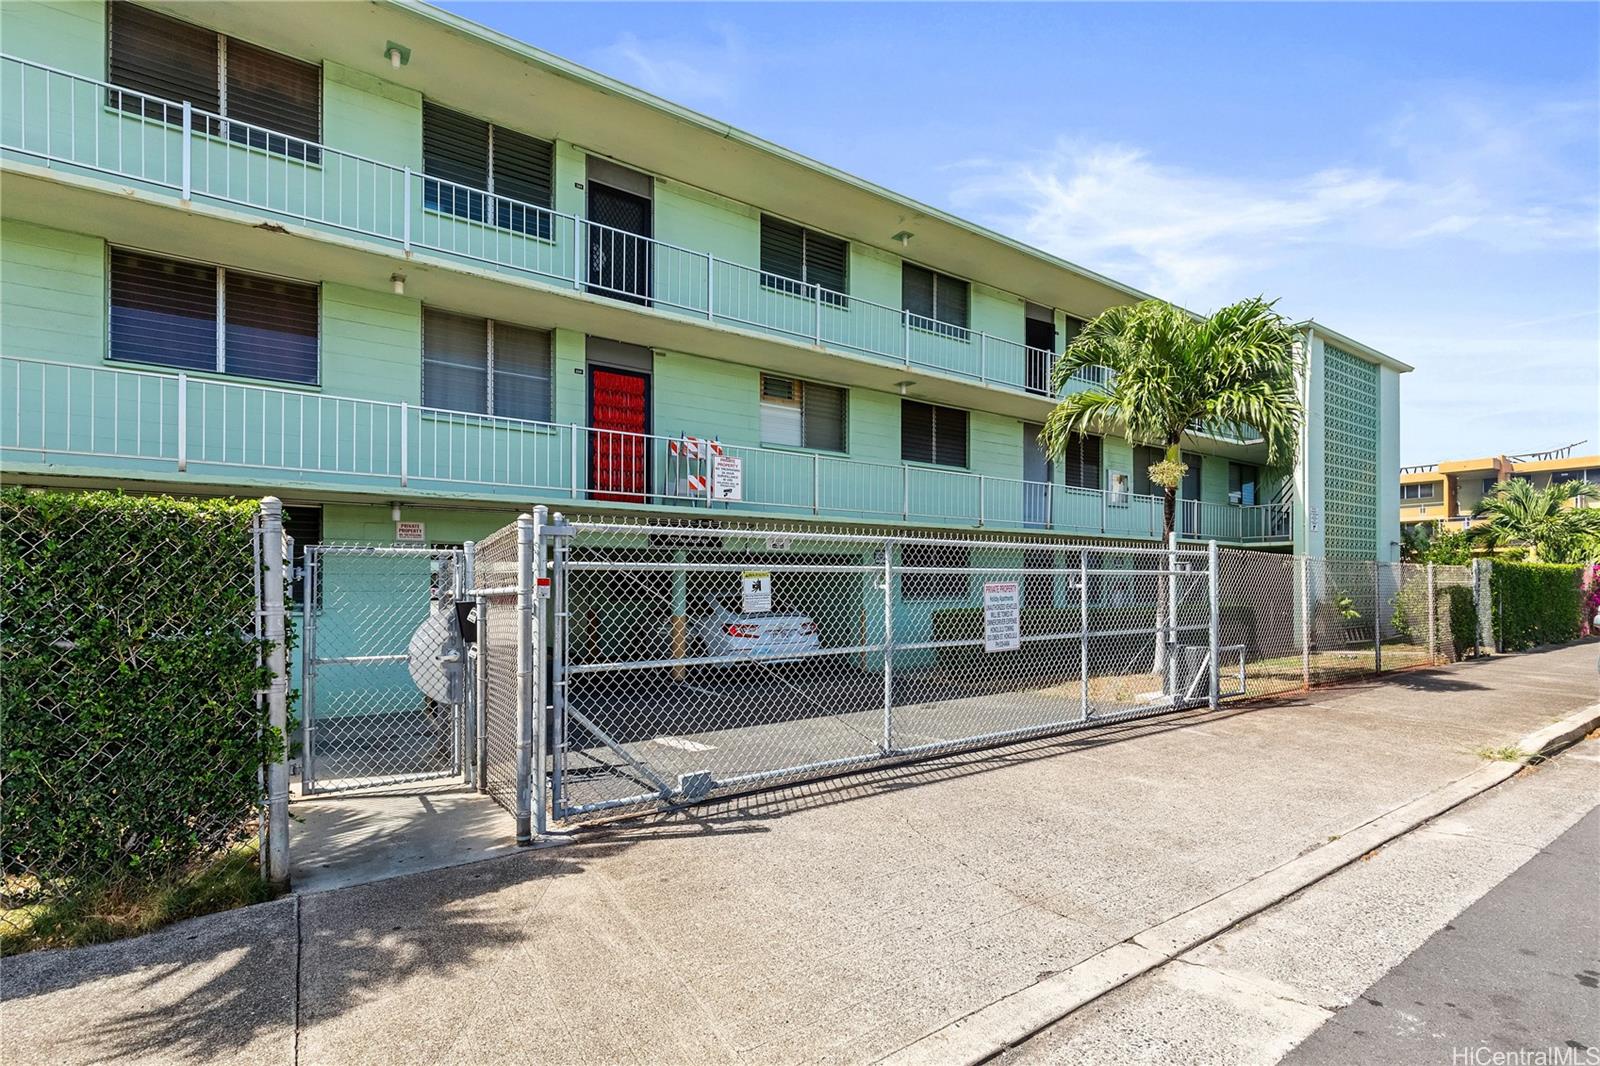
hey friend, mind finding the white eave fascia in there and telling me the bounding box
[1296,320,1415,374]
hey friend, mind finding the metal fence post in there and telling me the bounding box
[1299,554,1311,690]
[1373,560,1383,674]
[514,512,535,844]
[260,497,290,887]
[1426,562,1437,663]
[532,506,550,838]
[460,540,477,789]
[1079,547,1090,720]
[1166,531,1178,698]
[1208,540,1220,710]
[882,540,895,755]
[550,516,569,820]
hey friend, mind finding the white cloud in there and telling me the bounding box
[593,24,748,105]
[946,90,1598,311]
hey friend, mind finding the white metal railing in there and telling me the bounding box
[0,54,1111,396]
[3,355,1291,543]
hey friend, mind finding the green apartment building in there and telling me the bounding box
[0,0,1408,563]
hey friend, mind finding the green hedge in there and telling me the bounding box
[1491,560,1584,652]
[1389,581,1481,660]
[1,489,285,888]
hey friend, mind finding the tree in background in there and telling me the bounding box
[1470,479,1600,563]
[1039,297,1303,541]
[1401,522,1475,564]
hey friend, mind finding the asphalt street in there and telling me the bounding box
[1287,805,1600,1065]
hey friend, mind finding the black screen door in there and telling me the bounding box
[587,183,652,305]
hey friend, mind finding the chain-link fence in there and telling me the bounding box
[0,489,291,948]
[300,544,467,794]
[463,513,1489,828]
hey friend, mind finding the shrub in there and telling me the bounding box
[1,489,285,894]
[1490,560,1584,651]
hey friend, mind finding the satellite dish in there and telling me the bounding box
[408,607,466,704]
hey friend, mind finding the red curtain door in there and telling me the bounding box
[589,368,649,502]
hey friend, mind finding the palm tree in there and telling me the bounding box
[1470,478,1600,562]
[1039,297,1303,541]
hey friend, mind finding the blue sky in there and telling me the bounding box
[440,1,1599,465]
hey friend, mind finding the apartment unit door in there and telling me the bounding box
[589,367,650,502]
[1179,451,1203,535]
[587,182,653,305]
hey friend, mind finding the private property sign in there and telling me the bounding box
[711,454,744,501]
[982,581,1021,652]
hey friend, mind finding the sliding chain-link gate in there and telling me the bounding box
[466,513,1488,834]
[300,544,470,794]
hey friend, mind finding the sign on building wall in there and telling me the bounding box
[982,581,1021,653]
[741,571,772,614]
[395,521,427,543]
[711,455,744,501]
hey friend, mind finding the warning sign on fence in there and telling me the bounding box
[741,571,772,614]
[711,454,743,501]
[982,581,1021,652]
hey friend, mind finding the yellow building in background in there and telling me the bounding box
[1400,442,1598,530]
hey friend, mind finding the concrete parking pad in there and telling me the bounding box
[3,642,1595,1066]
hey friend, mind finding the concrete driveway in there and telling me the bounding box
[4,642,1597,1065]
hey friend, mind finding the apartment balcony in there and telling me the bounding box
[0,55,1110,403]
[2,356,1294,545]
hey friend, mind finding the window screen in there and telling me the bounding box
[760,216,848,302]
[109,248,217,371]
[108,2,319,156]
[903,263,970,334]
[423,101,554,237]
[422,309,490,414]
[493,323,553,421]
[902,543,970,601]
[901,400,968,468]
[225,270,318,383]
[225,38,322,160]
[1061,433,1103,490]
[760,375,846,451]
[1133,445,1164,497]
[422,309,552,421]
[107,1,218,117]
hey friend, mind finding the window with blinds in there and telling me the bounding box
[902,263,970,337]
[422,101,555,239]
[759,375,846,452]
[759,217,848,305]
[422,309,552,422]
[109,248,319,384]
[1061,432,1103,490]
[901,543,970,601]
[107,3,321,161]
[901,399,968,468]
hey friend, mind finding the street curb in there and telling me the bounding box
[877,702,1600,1066]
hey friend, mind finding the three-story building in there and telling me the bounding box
[1,0,1407,563]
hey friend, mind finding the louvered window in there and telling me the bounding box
[901,400,968,468]
[423,101,555,239]
[107,2,321,162]
[109,248,319,384]
[902,543,969,601]
[1061,433,1103,490]
[760,217,848,306]
[760,375,846,452]
[902,263,970,338]
[422,309,552,422]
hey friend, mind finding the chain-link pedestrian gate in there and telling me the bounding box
[470,515,1232,831]
[300,544,472,794]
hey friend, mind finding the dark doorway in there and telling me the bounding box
[587,182,653,305]
[1024,309,1056,395]
[588,366,650,502]
[1180,450,1203,535]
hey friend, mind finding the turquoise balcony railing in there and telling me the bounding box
[0,54,1111,399]
[2,356,1293,543]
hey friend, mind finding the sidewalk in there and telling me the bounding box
[4,643,1597,1066]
